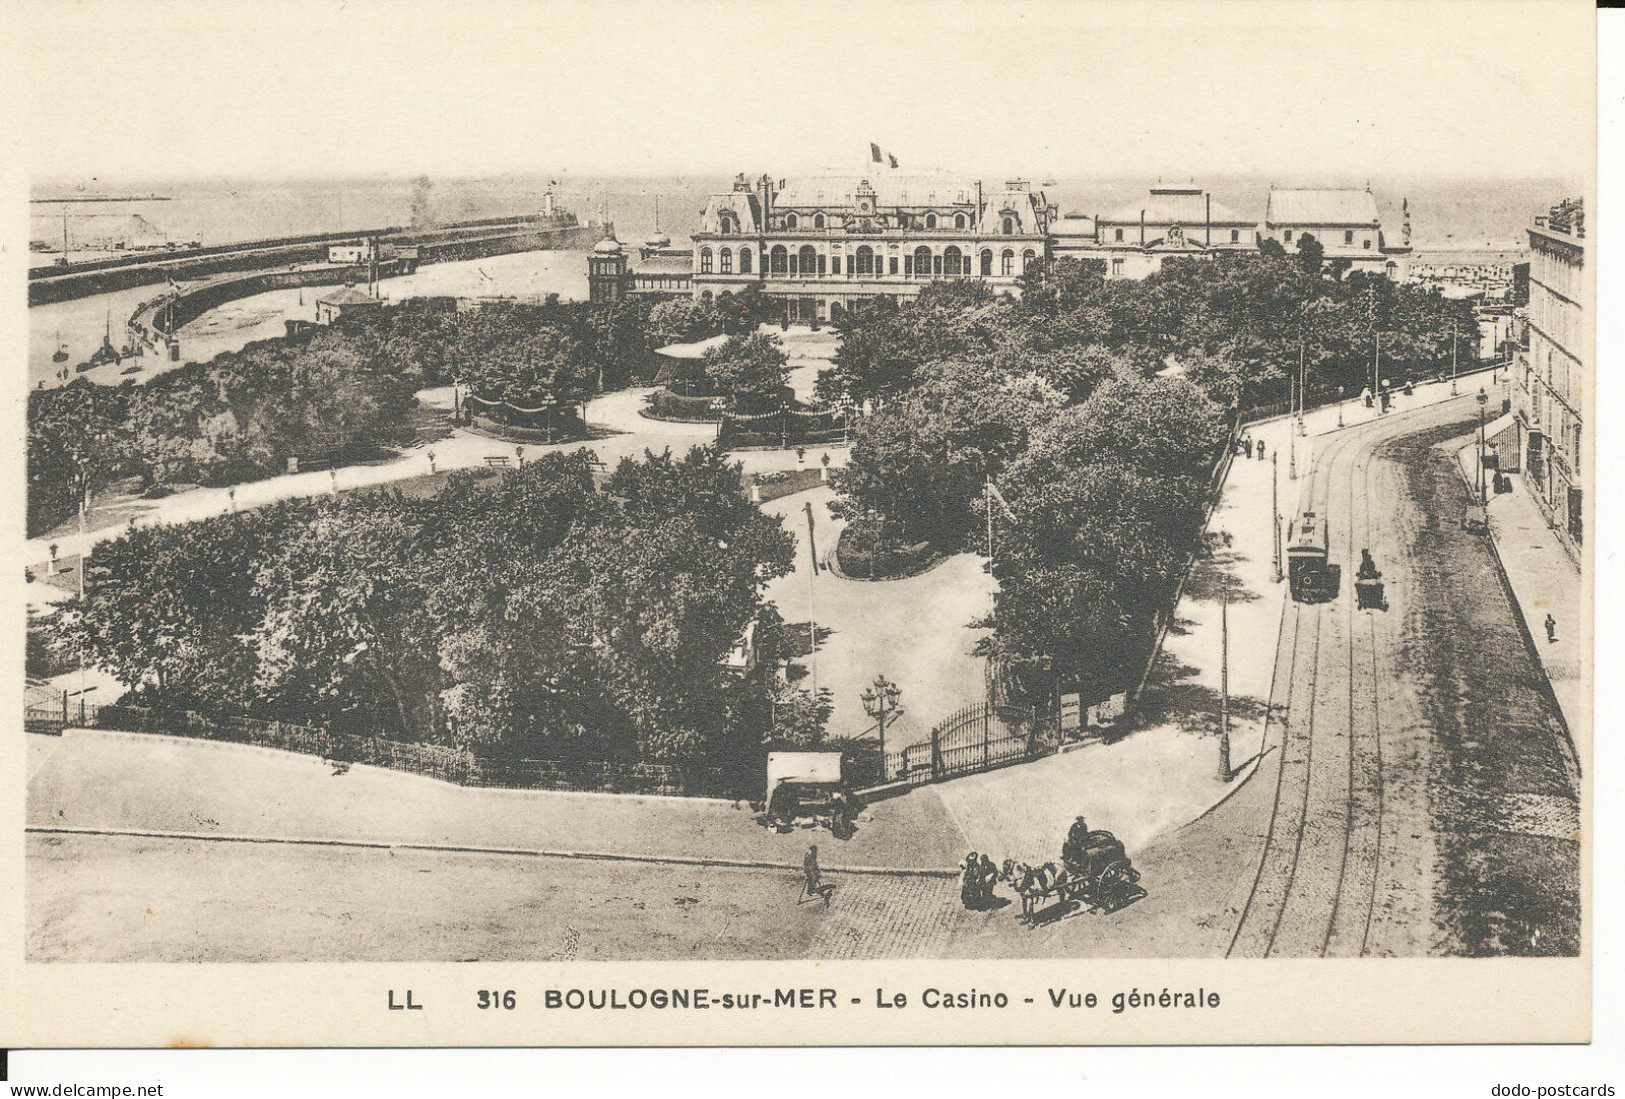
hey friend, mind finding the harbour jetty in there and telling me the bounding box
[29,213,600,306]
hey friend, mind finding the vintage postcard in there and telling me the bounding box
[0,0,1594,1048]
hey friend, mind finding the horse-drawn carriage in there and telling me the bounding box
[1354,549,1387,611]
[1004,818,1146,926]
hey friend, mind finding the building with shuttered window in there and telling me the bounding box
[689,170,1053,323]
[1515,197,1585,549]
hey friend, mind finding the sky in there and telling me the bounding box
[9,0,1596,184]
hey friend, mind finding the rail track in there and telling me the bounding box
[1228,411,1400,958]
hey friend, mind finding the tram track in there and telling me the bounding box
[1229,411,1400,958]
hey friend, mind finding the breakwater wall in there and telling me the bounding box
[30,217,601,306]
[126,261,414,350]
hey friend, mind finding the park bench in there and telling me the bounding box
[484,456,511,468]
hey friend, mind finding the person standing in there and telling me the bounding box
[802,844,831,906]
[1545,613,1558,643]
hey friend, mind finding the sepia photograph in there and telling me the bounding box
[1,0,1596,1049]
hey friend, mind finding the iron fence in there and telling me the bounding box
[24,685,75,735]
[88,704,740,798]
[720,407,849,449]
[882,701,1049,786]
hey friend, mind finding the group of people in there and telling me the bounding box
[959,851,1001,910]
[1234,436,1266,461]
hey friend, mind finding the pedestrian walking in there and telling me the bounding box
[1255,440,1265,461]
[1544,613,1557,643]
[801,844,832,906]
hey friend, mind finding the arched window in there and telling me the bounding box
[814,213,825,229]
[943,246,963,277]
[719,215,734,235]
[785,213,799,229]
[1000,249,1014,276]
[926,213,938,229]
[980,249,993,276]
[798,245,818,278]
[855,245,875,276]
[770,245,788,275]
[700,248,713,273]
[1022,249,1035,273]
[1002,216,1016,235]
[739,248,752,274]
[954,213,967,230]
[913,245,932,279]
[701,290,713,303]
[719,247,732,274]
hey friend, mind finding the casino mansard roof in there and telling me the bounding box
[697,191,763,235]
[1101,186,1251,226]
[1265,188,1381,227]
[774,170,977,209]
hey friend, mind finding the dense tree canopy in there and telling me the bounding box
[819,249,1469,703]
[62,447,799,770]
[27,295,686,536]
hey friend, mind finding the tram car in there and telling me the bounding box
[1287,510,1336,603]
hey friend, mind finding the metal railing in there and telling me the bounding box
[882,701,1049,787]
[86,704,742,798]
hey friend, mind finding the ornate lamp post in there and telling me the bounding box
[1451,324,1460,396]
[861,675,902,781]
[1477,386,1489,504]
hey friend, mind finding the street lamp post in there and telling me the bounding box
[1451,328,1459,396]
[1272,450,1282,583]
[1477,386,1489,504]
[1218,587,1231,780]
[861,675,902,783]
[72,456,90,722]
[1298,342,1307,437]
[1289,384,1297,481]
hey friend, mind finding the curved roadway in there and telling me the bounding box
[1227,395,1580,958]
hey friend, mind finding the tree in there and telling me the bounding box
[71,506,286,709]
[700,333,790,410]
[982,377,1221,702]
[1016,256,1109,318]
[764,683,835,747]
[830,359,1064,549]
[1296,233,1325,276]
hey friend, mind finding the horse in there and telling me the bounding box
[1014,861,1063,925]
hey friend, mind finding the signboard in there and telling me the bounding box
[1060,692,1082,731]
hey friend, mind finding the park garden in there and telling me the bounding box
[30,238,1479,788]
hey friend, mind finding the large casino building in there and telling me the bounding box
[686,171,1052,322]
[587,158,1408,322]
